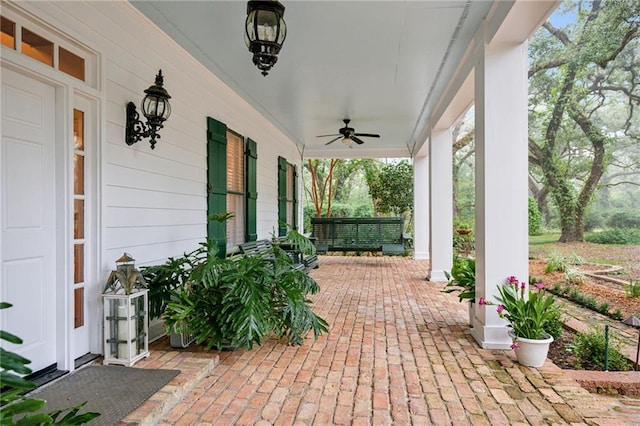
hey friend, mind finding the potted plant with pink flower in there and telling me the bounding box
[479,276,561,367]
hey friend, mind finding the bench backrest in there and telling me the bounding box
[311,217,404,248]
[238,239,273,256]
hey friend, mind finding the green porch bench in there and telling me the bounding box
[310,217,408,255]
[238,239,318,273]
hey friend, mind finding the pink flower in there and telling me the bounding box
[535,282,544,290]
[478,297,487,306]
[511,342,519,349]
[507,276,518,286]
[496,304,504,314]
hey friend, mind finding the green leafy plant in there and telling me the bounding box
[163,243,328,350]
[442,257,475,302]
[528,197,543,236]
[624,278,640,298]
[569,326,630,371]
[586,228,640,245]
[545,251,569,273]
[452,224,475,257]
[277,223,317,256]
[0,302,100,425]
[546,284,626,321]
[567,253,585,265]
[141,247,204,319]
[480,276,560,341]
[563,268,587,285]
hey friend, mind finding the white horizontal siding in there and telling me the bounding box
[18,1,302,274]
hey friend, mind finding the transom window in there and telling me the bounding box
[0,10,96,86]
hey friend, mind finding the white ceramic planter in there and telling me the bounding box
[510,331,553,367]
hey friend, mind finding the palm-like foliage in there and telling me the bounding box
[163,242,328,351]
[442,257,476,302]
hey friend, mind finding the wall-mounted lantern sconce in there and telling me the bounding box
[125,70,171,149]
[244,1,287,76]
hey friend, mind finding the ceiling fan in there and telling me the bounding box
[316,119,380,147]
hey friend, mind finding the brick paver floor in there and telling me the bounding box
[143,255,640,425]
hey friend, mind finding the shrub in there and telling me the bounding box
[586,228,640,245]
[453,228,474,256]
[606,211,640,229]
[352,203,374,217]
[528,197,543,236]
[543,305,564,340]
[570,327,630,371]
[584,210,605,232]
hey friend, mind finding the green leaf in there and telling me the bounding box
[0,330,23,345]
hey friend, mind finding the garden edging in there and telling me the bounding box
[562,316,640,395]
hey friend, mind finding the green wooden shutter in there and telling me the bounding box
[207,117,227,257]
[245,138,258,242]
[277,156,287,236]
[293,164,298,230]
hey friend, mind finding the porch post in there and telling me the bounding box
[428,129,453,281]
[413,154,429,260]
[471,38,529,349]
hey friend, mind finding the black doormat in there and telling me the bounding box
[29,365,179,425]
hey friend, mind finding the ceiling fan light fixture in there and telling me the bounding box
[342,137,353,147]
[245,0,287,76]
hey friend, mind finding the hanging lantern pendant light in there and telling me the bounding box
[245,0,287,76]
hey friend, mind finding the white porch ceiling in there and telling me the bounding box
[132,1,495,159]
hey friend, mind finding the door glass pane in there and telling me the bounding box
[74,109,84,150]
[74,244,84,284]
[1,16,16,49]
[74,199,84,239]
[74,154,84,195]
[21,27,53,66]
[59,47,85,81]
[73,108,86,331]
[74,288,84,328]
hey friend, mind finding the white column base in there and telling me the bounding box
[428,270,448,282]
[470,322,512,350]
[413,250,430,260]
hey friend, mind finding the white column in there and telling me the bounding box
[413,155,429,260]
[428,129,453,281]
[471,39,529,349]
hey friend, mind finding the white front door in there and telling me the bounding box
[1,68,58,373]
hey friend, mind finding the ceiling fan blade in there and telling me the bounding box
[354,133,380,138]
[351,136,366,145]
[317,133,341,138]
[324,136,343,145]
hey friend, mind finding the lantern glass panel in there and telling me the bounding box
[246,10,257,44]
[142,95,170,121]
[277,18,286,44]
[256,10,278,42]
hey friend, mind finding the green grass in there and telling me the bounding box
[529,233,561,245]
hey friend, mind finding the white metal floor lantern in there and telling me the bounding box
[102,253,149,367]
